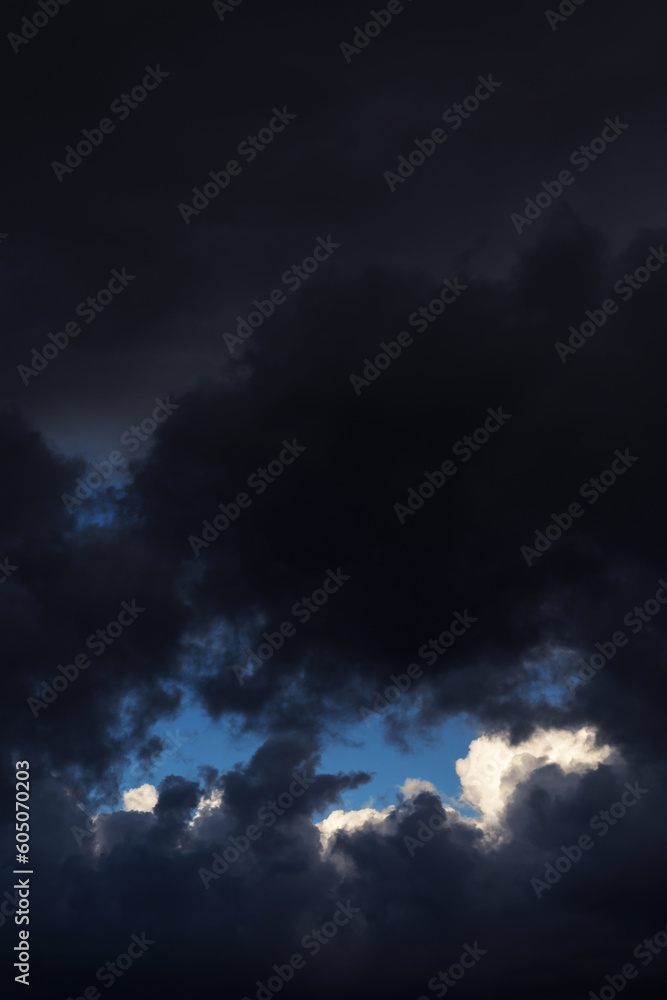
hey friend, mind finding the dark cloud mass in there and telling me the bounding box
[2,0,667,997]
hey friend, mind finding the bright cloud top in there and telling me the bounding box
[122,783,158,812]
[189,788,224,827]
[455,725,617,836]
[316,804,396,848]
[316,726,617,851]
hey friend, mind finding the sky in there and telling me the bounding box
[111,700,483,818]
[2,0,667,998]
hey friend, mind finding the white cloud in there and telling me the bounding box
[188,788,223,827]
[317,804,396,849]
[314,725,618,858]
[123,783,158,813]
[398,777,440,799]
[316,777,454,857]
[455,725,617,839]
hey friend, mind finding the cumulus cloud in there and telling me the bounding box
[316,727,618,857]
[398,777,441,799]
[123,783,159,812]
[316,804,396,850]
[189,787,224,827]
[454,726,618,839]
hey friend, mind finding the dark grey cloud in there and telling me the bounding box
[2,0,667,996]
